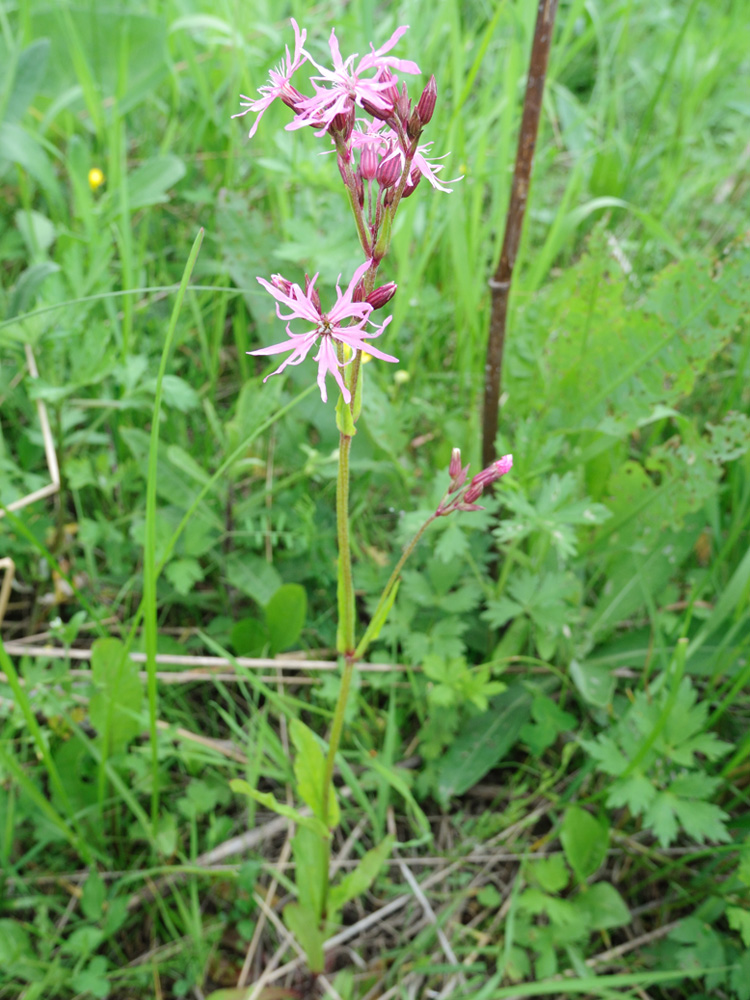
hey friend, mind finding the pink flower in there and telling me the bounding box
[250,261,398,403]
[351,125,459,194]
[410,142,461,193]
[289,26,420,132]
[232,19,307,138]
[463,455,514,504]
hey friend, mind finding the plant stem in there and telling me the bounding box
[355,512,437,661]
[335,431,356,657]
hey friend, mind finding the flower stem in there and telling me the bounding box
[335,430,356,656]
[355,512,437,661]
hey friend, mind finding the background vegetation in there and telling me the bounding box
[2,0,750,997]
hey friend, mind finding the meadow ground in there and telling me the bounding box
[1,1,750,997]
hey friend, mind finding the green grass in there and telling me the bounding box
[2,0,750,997]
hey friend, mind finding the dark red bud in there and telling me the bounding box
[376,150,402,188]
[366,283,397,310]
[360,144,378,181]
[402,170,422,199]
[406,108,422,140]
[395,83,410,121]
[360,98,393,122]
[281,85,305,111]
[416,75,437,126]
[354,168,364,207]
[329,100,355,140]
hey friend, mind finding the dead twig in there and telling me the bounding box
[482,0,560,465]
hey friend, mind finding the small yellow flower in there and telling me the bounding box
[88,167,105,191]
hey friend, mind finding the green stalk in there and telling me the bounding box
[334,431,356,658]
[143,228,204,828]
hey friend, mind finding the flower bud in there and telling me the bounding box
[376,149,402,188]
[281,84,306,112]
[416,76,437,126]
[329,99,355,140]
[402,170,422,199]
[463,453,513,502]
[360,143,378,181]
[360,98,393,122]
[271,274,293,295]
[448,447,469,493]
[366,283,397,310]
[395,82,410,122]
[304,274,322,313]
[354,167,364,207]
[406,108,422,140]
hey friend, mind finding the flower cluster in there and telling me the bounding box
[437,449,514,515]
[237,20,459,403]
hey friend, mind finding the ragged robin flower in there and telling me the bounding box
[250,260,398,403]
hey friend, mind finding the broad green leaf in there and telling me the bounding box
[88,638,143,755]
[14,209,56,254]
[574,882,630,930]
[229,780,328,837]
[434,684,531,805]
[226,555,282,606]
[123,154,186,209]
[230,617,269,656]
[328,835,395,918]
[0,122,63,209]
[6,260,60,319]
[289,718,339,828]
[266,583,307,654]
[283,902,325,973]
[561,806,608,882]
[570,659,614,709]
[2,39,50,124]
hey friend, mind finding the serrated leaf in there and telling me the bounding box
[229,780,328,836]
[526,854,569,893]
[88,638,143,754]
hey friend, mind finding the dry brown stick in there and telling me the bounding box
[481,0,560,467]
